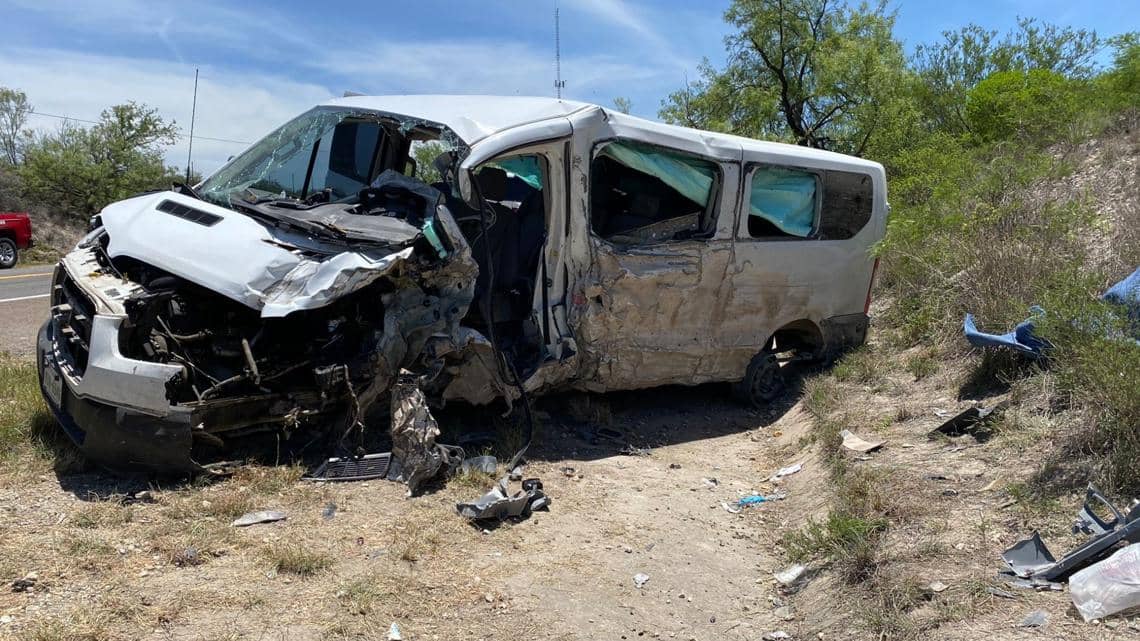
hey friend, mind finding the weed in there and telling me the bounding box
[904,352,938,380]
[72,502,134,529]
[264,542,333,576]
[337,574,383,615]
[802,375,838,419]
[832,348,880,385]
[782,511,888,568]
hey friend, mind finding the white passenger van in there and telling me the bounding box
[39,96,885,472]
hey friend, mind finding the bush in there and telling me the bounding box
[965,69,1084,145]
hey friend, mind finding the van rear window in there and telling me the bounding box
[742,166,873,240]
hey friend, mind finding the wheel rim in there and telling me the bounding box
[751,357,781,401]
[0,244,14,264]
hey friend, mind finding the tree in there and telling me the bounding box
[19,102,178,217]
[965,69,1082,144]
[612,97,633,114]
[659,0,908,156]
[912,18,1099,134]
[410,140,447,185]
[0,87,32,166]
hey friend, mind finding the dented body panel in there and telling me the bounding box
[37,95,886,473]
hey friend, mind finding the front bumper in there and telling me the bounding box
[37,319,201,476]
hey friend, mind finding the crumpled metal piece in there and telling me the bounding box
[1002,484,1140,581]
[456,477,549,521]
[387,371,448,496]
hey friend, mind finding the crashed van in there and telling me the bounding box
[37,95,886,473]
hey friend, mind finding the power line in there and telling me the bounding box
[26,110,252,145]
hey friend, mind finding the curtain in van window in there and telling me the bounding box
[749,167,817,237]
[598,141,715,207]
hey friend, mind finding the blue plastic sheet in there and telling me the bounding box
[964,266,1140,356]
[964,306,1049,357]
[749,167,817,237]
[598,141,715,207]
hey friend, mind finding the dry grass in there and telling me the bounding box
[263,542,334,576]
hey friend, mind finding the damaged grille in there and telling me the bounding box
[156,200,222,227]
[52,272,95,374]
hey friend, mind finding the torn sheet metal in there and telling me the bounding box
[963,307,1049,357]
[387,371,458,496]
[456,477,548,521]
[1002,485,1140,581]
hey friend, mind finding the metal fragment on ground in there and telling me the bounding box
[928,403,1007,442]
[232,510,287,527]
[1002,484,1140,581]
[456,478,549,521]
[307,453,392,482]
[387,371,448,496]
[840,429,884,453]
[633,573,650,588]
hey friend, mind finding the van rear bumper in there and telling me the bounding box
[821,313,869,354]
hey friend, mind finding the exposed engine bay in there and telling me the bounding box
[41,164,505,475]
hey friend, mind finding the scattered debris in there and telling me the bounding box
[232,510,287,527]
[508,465,524,481]
[172,547,202,567]
[387,622,403,640]
[560,466,577,477]
[773,605,795,621]
[10,572,36,592]
[321,502,337,521]
[1002,484,1140,581]
[997,573,1063,592]
[387,371,456,496]
[964,307,1049,357]
[308,453,393,482]
[737,492,786,508]
[668,463,682,470]
[762,632,791,641]
[722,502,742,514]
[840,429,884,453]
[702,477,719,489]
[461,456,498,476]
[633,573,650,589]
[456,478,549,521]
[1070,542,1140,622]
[769,463,803,482]
[774,564,806,587]
[925,581,948,593]
[986,586,1018,599]
[928,402,1006,442]
[1018,609,1049,628]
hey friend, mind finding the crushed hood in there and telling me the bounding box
[100,191,422,318]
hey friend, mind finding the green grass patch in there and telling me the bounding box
[264,542,333,577]
[0,353,68,464]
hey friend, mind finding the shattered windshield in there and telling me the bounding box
[199,107,389,208]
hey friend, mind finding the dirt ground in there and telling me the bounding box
[0,347,1136,640]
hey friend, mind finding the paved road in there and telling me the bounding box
[0,265,53,358]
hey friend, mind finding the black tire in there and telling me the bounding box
[732,351,784,409]
[0,238,17,269]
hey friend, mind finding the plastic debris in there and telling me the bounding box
[986,586,1017,599]
[460,455,498,475]
[1018,609,1048,628]
[762,633,791,641]
[1002,484,1140,581]
[722,502,742,514]
[321,502,337,520]
[738,495,769,507]
[774,564,806,586]
[770,462,802,481]
[928,403,1006,442]
[925,581,948,593]
[964,306,1049,357]
[387,622,403,640]
[1070,542,1140,622]
[231,510,286,527]
[633,573,650,588]
[840,429,884,453]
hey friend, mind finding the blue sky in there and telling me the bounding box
[1,0,1135,173]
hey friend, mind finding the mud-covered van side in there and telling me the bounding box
[37,95,886,474]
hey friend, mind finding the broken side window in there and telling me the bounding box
[745,166,819,238]
[739,166,874,241]
[589,140,719,245]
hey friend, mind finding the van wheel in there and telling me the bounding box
[0,238,16,269]
[733,351,784,409]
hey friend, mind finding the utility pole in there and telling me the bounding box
[554,8,565,99]
[185,68,198,184]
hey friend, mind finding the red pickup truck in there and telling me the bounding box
[0,212,33,268]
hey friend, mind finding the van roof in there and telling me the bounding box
[323,94,881,172]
